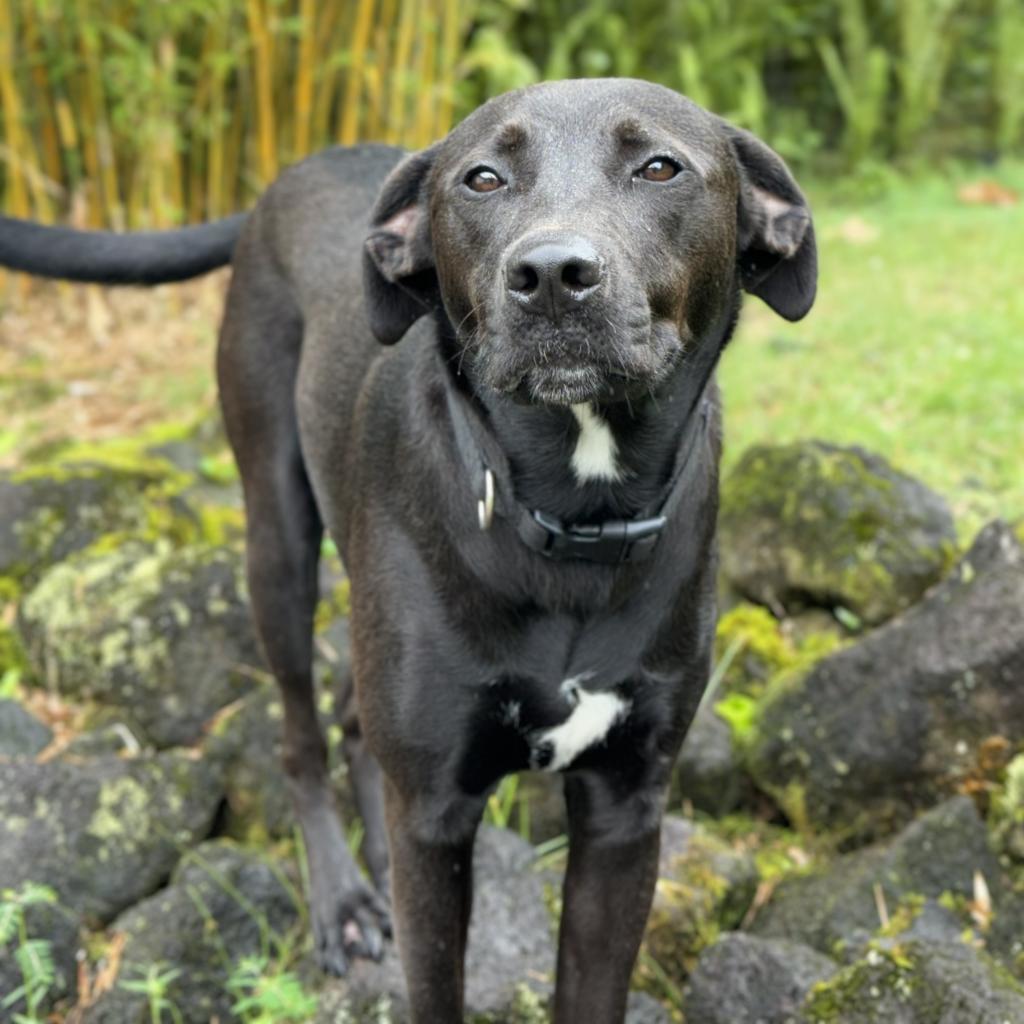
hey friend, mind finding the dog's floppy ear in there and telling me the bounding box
[363,145,439,344]
[726,125,817,322]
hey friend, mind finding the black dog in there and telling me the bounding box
[0,79,815,1023]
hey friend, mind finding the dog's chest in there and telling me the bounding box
[456,670,665,795]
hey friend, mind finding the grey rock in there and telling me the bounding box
[684,933,837,1024]
[751,798,1000,957]
[798,939,1024,1023]
[82,842,301,1024]
[719,441,955,625]
[748,522,1024,836]
[642,816,759,984]
[0,697,51,757]
[673,704,750,816]
[18,542,263,748]
[0,751,223,924]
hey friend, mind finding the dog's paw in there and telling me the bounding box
[312,878,392,977]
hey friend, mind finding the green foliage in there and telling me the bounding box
[0,883,60,1024]
[227,955,318,1024]
[119,962,185,1024]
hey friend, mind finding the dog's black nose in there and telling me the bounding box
[505,236,603,318]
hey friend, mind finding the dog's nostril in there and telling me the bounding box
[562,259,601,291]
[507,263,539,294]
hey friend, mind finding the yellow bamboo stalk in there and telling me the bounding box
[388,0,416,144]
[246,0,278,185]
[0,0,32,218]
[437,0,461,136]
[310,0,344,147]
[339,0,377,144]
[293,0,317,158]
[22,1,60,219]
[414,7,438,147]
[369,0,399,138]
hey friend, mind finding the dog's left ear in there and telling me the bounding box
[726,125,817,322]
[363,145,439,344]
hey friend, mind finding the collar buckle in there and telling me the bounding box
[530,510,667,564]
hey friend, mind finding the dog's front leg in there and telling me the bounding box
[553,773,664,1024]
[384,781,482,1024]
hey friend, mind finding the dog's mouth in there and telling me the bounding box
[516,363,627,406]
[475,315,685,408]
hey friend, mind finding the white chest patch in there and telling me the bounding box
[535,677,630,772]
[570,403,622,483]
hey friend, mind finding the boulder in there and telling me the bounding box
[747,522,1024,836]
[19,542,263,748]
[798,939,1024,1023]
[719,441,955,626]
[81,841,301,1024]
[639,816,758,986]
[325,828,555,1018]
[751,798,1000,958]
[673,703,750,816]
[0,750,223,924]
[0,460,197,586]
[0,697,52,758]
[684,933,837,1024]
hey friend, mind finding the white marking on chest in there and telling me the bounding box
[536,676,630,772]
[570,403,622,483]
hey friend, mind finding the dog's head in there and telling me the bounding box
[363,79,816,406]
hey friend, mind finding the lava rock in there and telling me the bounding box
[0,750,223,924]
[673,703,750,816]
[798,939,1024,1023]
[747,522,1024,836]
[0,697,52,758]
[82,841,301,1024]
[19,541,263,748]
[684,933,837,1024]
[719,441,955,625]
[751,798,1000,957]
[640,816,758,984]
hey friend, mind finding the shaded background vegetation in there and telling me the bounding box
[1,0,1022,228]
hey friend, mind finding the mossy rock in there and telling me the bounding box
[798,939,1024,1023]
[719,441,956,626]
[684,933,837,1024]
[18,541,263,748]
[751,798,1002,961]
[0,460,200,588]
[746,522,1024,837]
[81,841,301,1024]
[0,750,223,925]
[637,816,758,991]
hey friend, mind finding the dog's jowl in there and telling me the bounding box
[0,78,816,1023]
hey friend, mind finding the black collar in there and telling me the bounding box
[443,375,711,565]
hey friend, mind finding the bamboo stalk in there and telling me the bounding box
[246,0,278,185]
[293,0,318,158]
[340,0,377,144]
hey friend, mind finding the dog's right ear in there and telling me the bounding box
[363,146,439,345]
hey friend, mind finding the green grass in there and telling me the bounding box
[719,161,1024,542]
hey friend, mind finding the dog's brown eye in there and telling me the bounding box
[637,158,682,182]
[465,167,505,193]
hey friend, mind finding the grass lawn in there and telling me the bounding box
[720,162,1024,541]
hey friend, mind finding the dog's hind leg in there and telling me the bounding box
[336,669,389,894]
[553,774,664,1023]
[217,265,388,976]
